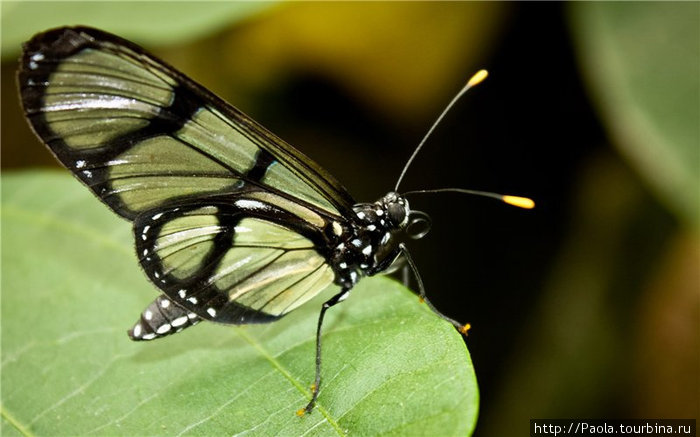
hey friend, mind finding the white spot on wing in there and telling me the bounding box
[132,323,142,337]
[187,297,198,304]
[44,97,157,114]
[160,299,170,308]
[234,199,268,211]
[75,160,86,169]
[178,289,186,298]
[152,212,163,220]
[356,211,365,220]
[144,310,153,321]
[106,159,128,166]
[207,308,217,317]
[156,324,171,334]
[362,245,372,256]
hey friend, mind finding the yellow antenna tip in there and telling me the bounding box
[466,69,488,88]
[502,195,535,209]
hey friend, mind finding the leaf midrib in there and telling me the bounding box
[236,328,346,436]
[1,404,36,437]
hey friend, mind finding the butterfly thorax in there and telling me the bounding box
[329,192,409,288]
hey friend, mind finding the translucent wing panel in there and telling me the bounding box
[153,208,220,280]
[51,47,177,98]
[227,247,334,315]
[136,203,336,323]
[219,218,334,315]
[106,136,237,213]
[259,161,341,218]
[19,26,354,220]
[40,46,174,151]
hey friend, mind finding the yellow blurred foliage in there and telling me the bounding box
[636,233,700,418]
[221,2,507,122]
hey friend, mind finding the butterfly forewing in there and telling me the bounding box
[19,26,355,221]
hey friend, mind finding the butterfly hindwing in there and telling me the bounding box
[134,189,337,324]
[18,26,355,221]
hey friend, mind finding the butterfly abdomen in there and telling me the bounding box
[128,294,200,341]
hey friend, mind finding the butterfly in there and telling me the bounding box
[18,26,533,415]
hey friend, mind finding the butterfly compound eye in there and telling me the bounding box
[387,203,407,228]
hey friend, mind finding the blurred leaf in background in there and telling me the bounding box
[567,0,699,423]
[481,4,699,435]
[1,1,272,56]
[570,2,699,228]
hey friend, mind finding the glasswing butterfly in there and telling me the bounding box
[18,26,533,414]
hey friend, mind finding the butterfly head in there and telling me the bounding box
[380,192,409,229]
[379,192,431,240]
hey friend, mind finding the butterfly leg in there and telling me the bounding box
[298,287,352,416]
[401,263,411,287]
[398,243,471,335]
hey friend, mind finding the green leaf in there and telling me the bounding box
[1,1,273,59]
[568,3,700,227]
[1,171,478,436]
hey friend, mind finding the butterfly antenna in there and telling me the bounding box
[403,188,535,209]
[394,69,489,191]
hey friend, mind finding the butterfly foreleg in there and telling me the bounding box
[398,243,471,335]
[297,286,352,416]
